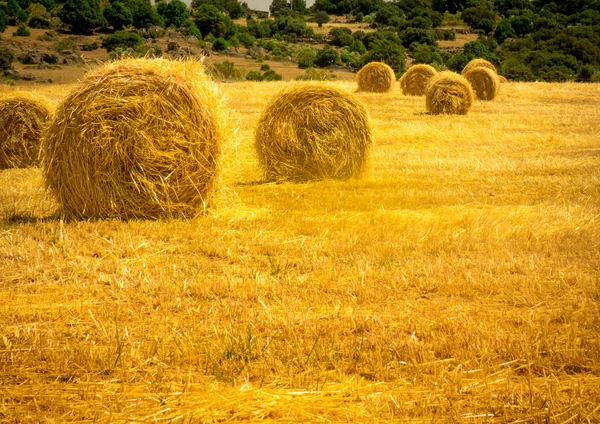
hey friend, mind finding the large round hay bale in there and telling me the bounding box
[463,66,499,100]
[425,71,474,115]
[357,62,396,93]
[461,58,497,75]
[255,85,372,181]
[399,64,437,96]
[0,93,53,169]
[42,58,225,219]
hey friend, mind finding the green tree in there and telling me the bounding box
[314,10,329,27]
[0,47,14,70]
[315,45,339,67]
[0,9,8,32]
[119,0,159,28]
[193,4,235,38]
[58,0,106,34]
[291,0,306,13]
[329,27,353,46]
[296,46,316,68]
[103,2,133,30]
[360,37,405,72]
[461,6,496,29]
[157,0,189,27]
[101,30,143,51]
[269,0,289,16]
[494,19,515,43]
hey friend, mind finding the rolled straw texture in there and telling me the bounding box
[0,93,53,169]
[255,85,372,181]
[425,71,474,115]
[461,58,497,75]
[42,58,225,219]
[357,62,396,93]
[464,66,500,100]
[399,64,437,96]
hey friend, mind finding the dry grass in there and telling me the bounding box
[399,64,437,96]
[42,58,226,220]
[357,62,396,93]
[0,92,53,169]
[255,83,372,181]
[426,71,474,115]
[1,80,600,422]
[464,66,500,101]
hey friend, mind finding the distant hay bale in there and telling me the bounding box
[255,85,372,181]
[425,71,474,115]
[464,67,499,100]
[0,93,53,169]
[461,58,497,75]
[399,64,437,96]
[42,58,225,219]
[357,62,396,93]
[499,75,507,83]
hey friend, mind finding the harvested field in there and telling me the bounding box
[1,80,600,422]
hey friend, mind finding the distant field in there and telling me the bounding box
[1,80,600,421]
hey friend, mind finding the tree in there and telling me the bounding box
[314,10,329,27]
[193,4,235,38]
[494,19,515,43]
[101,30,143,50]
[291,0,306,13]
[58,0,106,34]
[104,2,133,30]
[315,45,339,67]
[157,0,189,27]
[269,0,289,16]
[296,46,316,68]
[0,9,8,32]
[119,0,159,28]
[0,47,14,70]
[461,6,496,29]
[329,27,353,46]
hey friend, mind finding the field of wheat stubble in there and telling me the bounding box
[1,80,599,422]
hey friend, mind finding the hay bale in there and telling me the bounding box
[463,66,500,100]
[255,85,372,181]
[42,58,225,219]
[425,71,474,115]
[461,58,497,75]
[0,93,53,169]
[399,64,437,96]
[356,62,396,93]
[499,75,508,83]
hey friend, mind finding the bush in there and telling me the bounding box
[296,46,316,69]
[13,25,30,36]
[28,14,51,28]
[56,38,77,53]
[103,1,133,30]
[82,42,99,51]
[207,60,242,80]
[101,31,143,52]
[212,37,228,51]
[0,47,15,71]
[262,69,282,81]
[315,46,339,68]
[577,65,596,82]
[245,70,262,81]
[294,68,336,80]
[260,64,270,71]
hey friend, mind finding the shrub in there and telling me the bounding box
[13,25,30,36]
[260,64,270,71]
[103,1,133,30]
[294,68,336,81]
[212,37,228,51]
[56,38,77,53]
[246,70,262,81]
[296,46,316,69]
[315,46,339,68]
[262,69,282,81]
[101,31,143,52]
[28,14,51,28]
[82,42,99,51]
[207,60,242,80]
[0,47,15,71]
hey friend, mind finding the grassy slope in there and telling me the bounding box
[1,81,600,422]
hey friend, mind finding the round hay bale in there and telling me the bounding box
[255,85,372,181]
[0,93,53,169]
[425,71,474,115]
[42,58,225,219]
[461,58,497,75]
[357,62,396,93]
[399,64,437,96]
[463,66,500,100]
[499,75,508,83]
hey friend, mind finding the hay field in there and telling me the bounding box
[1,80,600,422]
